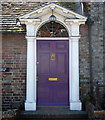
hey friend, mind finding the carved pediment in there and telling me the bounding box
[19,2,87,22]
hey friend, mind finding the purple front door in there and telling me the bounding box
[37,40,69,105]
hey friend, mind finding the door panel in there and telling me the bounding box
[39,54,50,74]
[37,40,69,105]
[39,43,50,50]
[56,53,66,74]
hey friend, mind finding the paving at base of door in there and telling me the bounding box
[15,106,89,120]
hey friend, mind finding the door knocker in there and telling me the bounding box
[50,53,55,61]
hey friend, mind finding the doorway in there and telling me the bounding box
[37,40,69,105]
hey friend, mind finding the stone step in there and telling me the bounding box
[16,113,88,120]
[15,106,89,120]
[15,118,89,120]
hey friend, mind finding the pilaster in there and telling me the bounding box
[69,36,82,110]
[25,36,36,111]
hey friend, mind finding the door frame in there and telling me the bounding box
[25,36,82,111]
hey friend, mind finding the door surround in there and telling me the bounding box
[25,36,82,111]
[19,2,87,111]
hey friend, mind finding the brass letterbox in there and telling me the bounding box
[48,78,57,81]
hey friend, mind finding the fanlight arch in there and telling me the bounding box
[36,22,69,37]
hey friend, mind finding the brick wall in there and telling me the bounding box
[103,2,105,99]
[2,33,27,111]
[2,24,89,112]
[79,24,90,103]
[88,2,104,95]
[1,2,105,119]
[0,32,2,119]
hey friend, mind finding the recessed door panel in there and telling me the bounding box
[39,43,50,50]
[39,54,50,74]
[56,53,66,74]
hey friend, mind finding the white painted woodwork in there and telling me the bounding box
[36,37,69,40]
[25,36,36,111]
[69,37,82,110]
[19,2,87,111]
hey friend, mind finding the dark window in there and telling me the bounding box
[36,22,69,37]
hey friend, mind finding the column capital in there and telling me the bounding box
[70,36,81,39]
[69,36,81,42]
[25,36,36,41]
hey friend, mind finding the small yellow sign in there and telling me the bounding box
[48,78,57,81]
